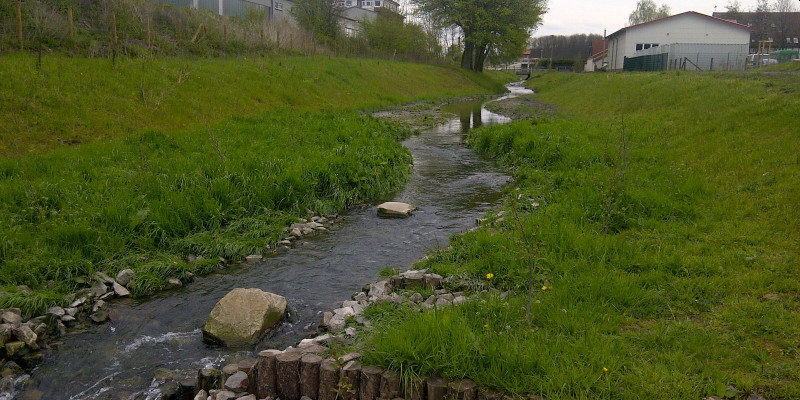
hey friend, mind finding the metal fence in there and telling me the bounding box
[152,0,272,19]
[623,43,749,71]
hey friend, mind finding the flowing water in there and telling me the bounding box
[21,83,532,400]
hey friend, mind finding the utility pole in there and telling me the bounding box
[602,29,607,70]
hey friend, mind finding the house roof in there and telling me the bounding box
[607,11,755,38]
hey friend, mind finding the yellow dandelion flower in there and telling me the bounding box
[483,324,489,328]
[603,367,608,372]
[486,273,494,279]
[542,285,548,291]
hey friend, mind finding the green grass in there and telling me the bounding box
[0,109,416,315]
[0,49,508,316]
[359,70,800,399]
[0,53,504,157]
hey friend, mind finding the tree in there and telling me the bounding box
[291,0,343,41]
[772,0,797,12]
[628,0,670,25]
[361,13,442,61]
[725,0,743,12]
[411,0,547,71]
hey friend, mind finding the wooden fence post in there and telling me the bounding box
[223,24,227,42]
[67,7,74,39]
[289,34,293,50]
[177,18,182,42]
[146,16,152,48]
[260,28,264,47]
[276,30,281,49]
[16,0,23,50]
[111,12,118,47]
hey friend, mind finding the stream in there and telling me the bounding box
[21,83,533,400]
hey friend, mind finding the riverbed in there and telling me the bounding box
[21,83,532,400]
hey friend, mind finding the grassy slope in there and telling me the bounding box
[360,71,800,399]
[0,54,507,315]
[0,53,505,156]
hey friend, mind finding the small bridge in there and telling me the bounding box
[515,68,531,79]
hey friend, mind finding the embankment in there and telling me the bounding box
[0,54,511,316]
[355,70,800,399]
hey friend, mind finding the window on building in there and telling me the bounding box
[795,38,799,44]
[636,44,643,50]
[375,0,381,5]
[275,1,283,10]
[345,0,353,5]
[365,1,372,6]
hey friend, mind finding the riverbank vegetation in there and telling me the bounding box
[0,51,510,315]
[0,53,506,157]
[358,71,800,399]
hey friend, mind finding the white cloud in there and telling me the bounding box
[534,0,764,36]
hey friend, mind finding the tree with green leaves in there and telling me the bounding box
[628,0,671,25]
[362,13,442,61]
[291,0,343,41]
[411,0,547,71]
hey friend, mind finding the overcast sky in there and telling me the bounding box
[534,0,766,36]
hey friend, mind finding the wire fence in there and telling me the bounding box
[0,0,445,64]
[623,43,749,72]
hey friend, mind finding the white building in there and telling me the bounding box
[605,11,752,71]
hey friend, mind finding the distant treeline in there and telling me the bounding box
[529,34,603,60]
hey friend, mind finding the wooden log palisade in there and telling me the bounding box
[192,345,514,400]
[189,269,522,400]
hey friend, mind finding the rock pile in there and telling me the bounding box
[278,215,339,248]
[319,269,492,333]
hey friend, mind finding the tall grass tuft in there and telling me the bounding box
[360,71,800,399]
[0,110,413,307]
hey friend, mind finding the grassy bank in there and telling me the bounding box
[0,53,506,156]
[0,53,509,315]
[358,71,800,399]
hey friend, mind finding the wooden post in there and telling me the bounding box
[299,354,322,399]
[16,0,23,50]
[341,361,361,400]
[318,359,340,400]
[380,370,402,399]
[146,16,151,48]
[447,380,477,400]
[260,28,264,47]
[177,18,182,42]
[426,377,448,400]
[111,12,118,47]
[191,24,204,43]
[404,376,426,400]
[256,350,282,398]
[290,34,293,50]
[277,30,281,49]
[276,352,302,400]
[67,7,74,39]
[359,366,383,400]
[223,24,227,42]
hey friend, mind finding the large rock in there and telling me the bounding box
[202,288,287,347]
[12,325,38,350]
[116,269,135,286]
[376,202,415,218]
